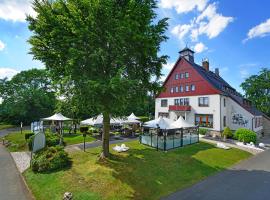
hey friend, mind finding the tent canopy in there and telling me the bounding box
[128,113,140,120]
[122,118,140,124]
[42,113,72,121]
[143,116,174,129]
[80,114,123,126]
[170,116,193,129]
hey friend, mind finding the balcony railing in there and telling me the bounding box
[169,105,191,111]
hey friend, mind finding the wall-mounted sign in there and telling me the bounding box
[232,113,248,126]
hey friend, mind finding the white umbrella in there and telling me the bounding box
[42,113,72,121]
[170,116,194,129]
[143,116,174,129]
[80,118,95,125]
[81,114,123,126]
[128,113,140,120]
[122,118,140,124]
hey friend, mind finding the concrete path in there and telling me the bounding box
[0,126,30,137]
[0,144,32,200]
[162,149,270,200]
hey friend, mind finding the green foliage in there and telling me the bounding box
[139,116,150,123]
[79,126,89,133]
[31,146,70,172]
[199,128,208,135]
[28,133,59,151]
[0,69,56,125]
[234,128,257,143]
[222,127,233,139]
[240,68,270,116]
[27,0,168,157]
[25,133,35,140]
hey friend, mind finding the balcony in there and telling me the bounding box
[169,105,191,111]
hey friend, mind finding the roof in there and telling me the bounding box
[42,113,72,121]
[184,59,263,116]
[179,47,195,54]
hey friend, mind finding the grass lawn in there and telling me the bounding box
[2,131,96,152]
[0,124,15,130]
[23,141,251,200]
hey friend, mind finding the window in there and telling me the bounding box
[191,84,195,91]
[223,116,226,127]
[175,74,179,80]
[185,72,189,78]
[195,114,213,128]
[158,112,169,118]
[180,73,184,79]
[180,85,184,92]
[198,97,209,107]
[161,99,167,107]
[224,98,226,107]
[174,98,189,106]
[170,87,174,93]
[175,86,179,93]
[185,85,189,92]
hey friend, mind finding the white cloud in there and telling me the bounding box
[240,69,249,79]
[0,0,36,22]
[163,62,175,71]
[171,3,234,42]
[194,42,208,53]
[0,40,5,51]
[171,24,192,40]
[0,68,19,79]
[244,18,270,42]
[159,0,208,14]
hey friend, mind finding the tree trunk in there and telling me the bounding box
[100,112,110,159]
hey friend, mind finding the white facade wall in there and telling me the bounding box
[155,94,263,133]
[155,94,222,131]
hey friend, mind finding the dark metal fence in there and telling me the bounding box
[139,127,199,151]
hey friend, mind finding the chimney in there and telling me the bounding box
[215,68,219,76]
[202,58,209,71]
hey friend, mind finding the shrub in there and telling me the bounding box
[80,126,89,133]
[199,128,208,135]
[28,133,60,150]
[138,116,149,123]
[25,133,34,140]
[31,146,70,172]
[222,127,233,139]
[234,128,257,143]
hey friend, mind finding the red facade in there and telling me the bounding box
[157,58,220,98]
[169,105,191,111]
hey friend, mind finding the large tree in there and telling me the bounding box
[27,0,168,158]
[0,69,56,124]
[241,68,270,116]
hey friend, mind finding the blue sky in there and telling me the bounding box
[0,0,270,94]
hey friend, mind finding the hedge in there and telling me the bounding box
[234,128,257,143]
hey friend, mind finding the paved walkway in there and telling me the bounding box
[0,144,32,200]
[0,126,30,137]
[162,149,270,200]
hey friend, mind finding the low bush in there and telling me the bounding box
[138,116,149,123]
[25,133,34,140]
[234,128,257,143]
[222,127,233,139]
[199,128,208,135]
[80,126,89,133]
[31,146,70,172]
[28,133,60,150]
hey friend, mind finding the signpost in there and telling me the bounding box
[20,122,23,134]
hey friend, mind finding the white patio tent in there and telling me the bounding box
[127,113,140,120]
[42,113,72,145]
[143,116,174,129]
[80,114,123,126]
[170,116,193,129]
